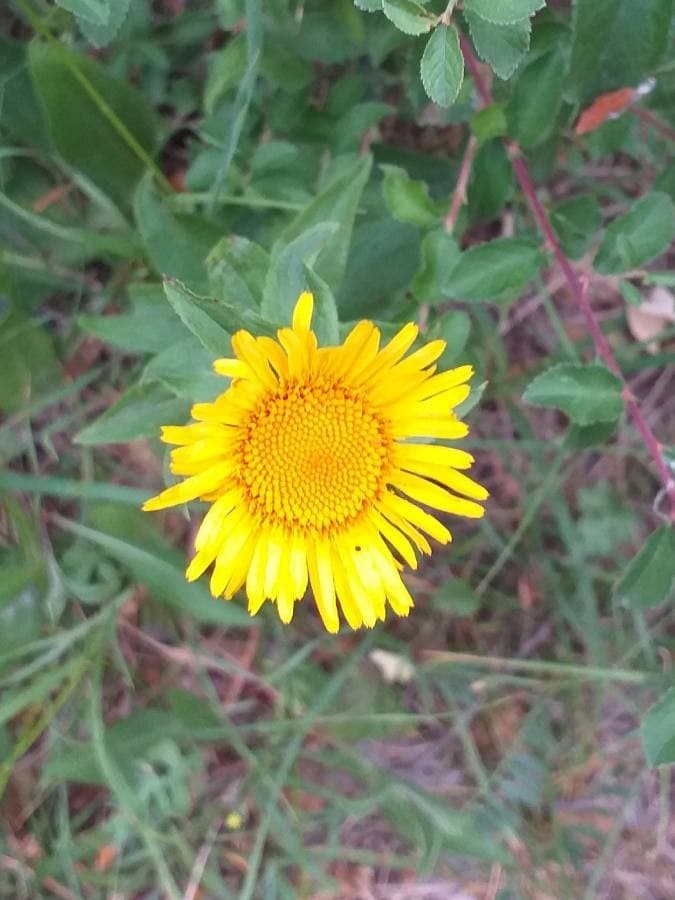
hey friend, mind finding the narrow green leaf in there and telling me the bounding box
[523,363,624,425]
[643,687,675,767]
[55,516,252,626]
[164,279,275,357]
[134,174,222,285]
[277,155,372,291]
[75,382,189,445]
[28,40,159,208]
[595,193,675,275]
[420,25,464,108]
[615,527,675,608]
[263,222,339,324]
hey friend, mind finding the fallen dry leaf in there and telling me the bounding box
[626,285,675,352]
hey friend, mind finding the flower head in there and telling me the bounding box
[143,292,487,632]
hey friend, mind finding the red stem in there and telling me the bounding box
[459,34,675,520]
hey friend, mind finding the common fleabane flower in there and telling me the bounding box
[143,292,488,632]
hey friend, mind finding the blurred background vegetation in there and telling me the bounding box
[1,0,675,897]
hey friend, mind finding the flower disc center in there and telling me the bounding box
[236,378,392,531]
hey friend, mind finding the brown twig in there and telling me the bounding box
[459,32,675,520]
[631,106,675,145]
[445,134,478,233]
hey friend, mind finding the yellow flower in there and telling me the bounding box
[143,292,487,632]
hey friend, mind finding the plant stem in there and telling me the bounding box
[459,32,675,520]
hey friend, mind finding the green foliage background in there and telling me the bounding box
[1,0,675,896]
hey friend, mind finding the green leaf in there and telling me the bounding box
[204,33,247,115]
[508,48,566,148]
[143,337,223,400]
[382,0,434,35]
[57,514,252,627]
[433,578,480,615]
[78,284,186,354]
[206,235,270,309]
[277,155,372,290]
[550,195,602,260]
[263,222,339,325]
[303,266,340,345]
[465,12,531,79]
[134,174,222,285]
[411,229,461,302]
[54,0,109,25]
[594,193,675,275]
[468,140,514,223]
[77,0,132,47]
[354,0,382,9]
[463,0,544,25]
[615,527,675,609]
[444,237,542,301]
[471,104,508,143]
[75,382,190,445]
[430,309,472,366]
[381,165,440,228]
[523,363,624,425]
[163,279,275,358]
[0,311,60,414]
[44,710,187,785]
[28,40,159,209]
[420,25,464,108]
[568,0,673,104]
[642,687,675,767]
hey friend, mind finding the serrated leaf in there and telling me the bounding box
[54,0,109,25]
[444,237,542,301]
[463,0,545,25]
[421,25,464,108]
[465,12,531,79]
[643,687,675,767]
[382,0,434,35]
[523,363,624,425]
[615,527,675,609]
[595,193,675,275]
[381,165,440,227]
[77,0,132,47]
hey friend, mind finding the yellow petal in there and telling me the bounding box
[142,462,233,512]
[292,291,314,331]
[307,541,339,633]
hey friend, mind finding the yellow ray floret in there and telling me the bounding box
[143,292,488,632]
